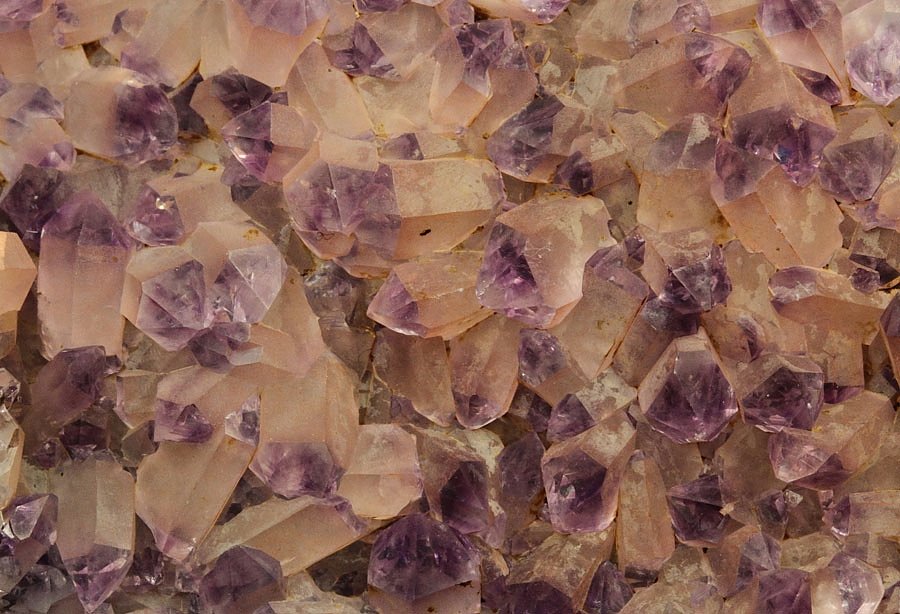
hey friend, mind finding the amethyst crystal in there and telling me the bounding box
[789,66,842,105]
[685,34,752,104]
[715,139,777,201]
[845,21,900,106]
[330,23,398,79]
[486,94,565,180]
[368,513,480,602]
[506,581,574,613]
[28,346,106,441]
[224,395,260,445]
[542,450,607,533]
[137,260,210,350]
[113,79,178,165]
[0,494,58,593]
[250,442,340,499]
[739,355,824,432]
[667,475,727,546]
[555,152,594,195]
[188,322,258,372]
[547,394,596,442]
[153,400,213,444]
[211,245,286,324]
[199,545,285,614]
[126,184,186,246]
[66,545,134,612]
[455,19,515,93]
[0,0,43,31]
[209,69,277,117]
[756,568,812,614]
[498,433,545,504]
[882,294,900,337]
[235,0,329,36]
[583,561,634,614]
[518,329,567,388]
[355,0,407,13]
[817,129,895,203]
[659,244,732,314]
[438,461,490,534]
[0,165,63,251]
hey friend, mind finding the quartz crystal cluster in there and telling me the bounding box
[0,0,897,613]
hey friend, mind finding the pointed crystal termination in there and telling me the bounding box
[153,400,214,444]
[65,67,177,165]
[236,0,329,36]
[476,196,614,328]
[438,460,490,535]
[225,395,261,446]
[126,184,186,247]
[250,441,341,499]
[211,243,286,324]
[497,432,544,514]
[638,330,738,444]
[736,353,824,432]
[0,0,43,31]
[667,475,727,547]
[223,103,318,183]
[368,513,480,602]
[132,257,211,351]
[367,251,487,339]
[0,494,58,594]
[583,561,634,614]
[817,108,895,202]
[21,346,106,450]
[0,165,63,252]
[200,545,286,614]
[330,23,399,79]
[756,569,812,614]
[0,231,36,315]
[542,411,635,533]
[50,457,135,613]
[37,191,132,358]
[811,553,884,614]
[842,2,900,105]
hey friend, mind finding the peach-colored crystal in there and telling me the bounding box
[616,452,676,576]
[0,232,36,315]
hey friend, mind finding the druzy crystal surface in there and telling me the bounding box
[0,0,897,612]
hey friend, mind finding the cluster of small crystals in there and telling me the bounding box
[0,0,897,612]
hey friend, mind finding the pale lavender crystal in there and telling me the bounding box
[547,394,595,442]
[555,152,593,196]
[0,0,43,31]
[518,329,567,388]
[250,442,340,499]
[211,245,285,324]
[137,260,210,349]
[756,569,812,614]
[825,553,884,614]
[210,70,277,117]
[439,461,490,534]
[330,23,398,79]
[790,66,842,105]
[641,296,701,335]
[768,430,848,489]
[660,244,732,314]
[741,360,824,432]
[846,21,900,106]
[583,561,634,614]
[0,165,62,251]
[486,94,564,179]
[730,105,835,186]
[507,582,574,613]
[114,80,178,165]
[644,343,737,443]
[882,294,900,337]
[757,0,831,35]
[153,400,213,444]
[456,20,515,92]
[188,322,257,372]
[221,103,280,182]
[685,34,752,104]
[125,185,185,246]
[303,261,366,321]
[498,433,544,504]
[478,225,552,326]
[380,134,424,161]
[66,545,134,612]
[224,395,260,445]
[672,0,711,33]
[32,346,106,432]
[715,139,777,201]
[368,513,480,602]
[666,475,726,545]
[356,0,407,13]
[0,494,58,592]
[200,545,285,614]
[735,532,781,594]
[542,450,607,533]
[817,133,895,203]
[236,0,328,36]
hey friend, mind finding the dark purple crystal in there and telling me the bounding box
[486,94,565,180]
[330,23,398,79]
[547,394,596,442]
[518,330,567,388]
[199,545,285,614]
[113,81,178,165]
[439,461,490,535]
[498,433,545,505]
[756,568,812,614]
[126,184,186,246]
[667,475,727,545]
[542,450,607,533]
[583,561,634,614]
[0,165,63,251]
[250,441,340,499]
[153,400,213,444]
[368,513,480,602]
[236,0,328,36]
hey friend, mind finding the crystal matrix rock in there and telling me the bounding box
[476,195,614,328]
[368,513,480,602]
[637,330,738,444]
[37,191,132,358]
[49,457,135,612]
